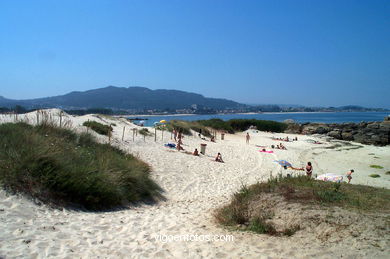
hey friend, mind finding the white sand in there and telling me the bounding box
[0,110,389,258]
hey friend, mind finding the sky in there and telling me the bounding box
[0,0,389,108]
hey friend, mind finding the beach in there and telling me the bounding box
[0,110,389,258]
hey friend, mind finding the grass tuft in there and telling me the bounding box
[83,121,112,136]
[369,174,381,178]
[215,175,390,236]
[0,122,161,210]
[370,165,384,169]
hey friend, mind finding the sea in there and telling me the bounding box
[128,112,390,127]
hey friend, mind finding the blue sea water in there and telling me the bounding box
[128,112,390,127]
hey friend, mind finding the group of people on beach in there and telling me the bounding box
[173,129,355,183]
[272,136,298,142]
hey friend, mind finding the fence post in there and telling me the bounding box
[122,126,125,141]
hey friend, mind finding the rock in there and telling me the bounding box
[327,130,342,139]
[284,119,390,146]
[341,132,354,141]
[284,119,295,124]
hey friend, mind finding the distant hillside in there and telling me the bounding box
[0,86,244,111]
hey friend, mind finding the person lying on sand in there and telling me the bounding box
[215,152,224,163]
[193,148,199,156]
[346,169,354,183]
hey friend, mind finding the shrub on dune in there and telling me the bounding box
[0,123,161,210]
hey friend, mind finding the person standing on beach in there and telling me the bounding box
[246,133,250,144]
[305,162,313,178]
[346,169,354,183]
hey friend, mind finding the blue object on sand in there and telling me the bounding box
[274,160,292,167]
[164,143,176,148]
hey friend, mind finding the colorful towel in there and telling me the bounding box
[259,150,274,153]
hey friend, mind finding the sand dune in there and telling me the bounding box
[0,110,389,258]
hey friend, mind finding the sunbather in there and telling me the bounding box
[193,148,199,156]
[215,152,224,163]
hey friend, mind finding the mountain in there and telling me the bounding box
[0,86,244,111]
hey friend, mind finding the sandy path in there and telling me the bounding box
[0,110,389,258]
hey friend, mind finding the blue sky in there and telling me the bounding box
[0,0,389,108]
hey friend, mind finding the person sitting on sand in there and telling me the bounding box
[346,169,354,183]
[210,136,215,142]
[193,148,199,156]
[215,152,224,163]
[306,162,313,177]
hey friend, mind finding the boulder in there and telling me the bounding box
[341,131,354,141]
[327,130,342,139]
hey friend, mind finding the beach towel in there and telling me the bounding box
[274,160,292,167]
[164,143,176,148]
[259,150,274,153]
[317,173,343,183]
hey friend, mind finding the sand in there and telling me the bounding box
[0,109,389,258]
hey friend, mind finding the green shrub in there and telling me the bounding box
[0,123,161,210]
[166,120,212,137]
[166,118,287,136]
[369,174,381,178]
[370,165,384,169]
[215,175,390,236]
[386,171,390,175]
[138,128,152,136]
[247,217,276,235]
[228,119,288,133]
[197,119,234,133]
[83,121,113,136]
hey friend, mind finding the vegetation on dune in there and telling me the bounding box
[197,119,235,133]
[386,171,390,175]
[215,175,390,235]
[138,128,152,136]
[83,120,113,136]
[227,119,288,132]
[166,118,287,137]
[166,120,212,137]
[369,174,381,178]
[0,123,161,210]
[370,164,384,169]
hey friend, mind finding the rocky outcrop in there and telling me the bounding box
[285,116,390,146]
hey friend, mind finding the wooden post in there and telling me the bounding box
[154,127,157,142]
[132,128,135,141]
[122,126,125,141]
[59,111,63,127]
[108,124,112,143]
[36,110,40,125]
